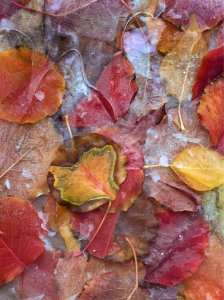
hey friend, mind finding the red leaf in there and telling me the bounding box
[19,251,61,300]
[68,54,137,127]
[72,209,119,258]
[0,197,44,285]
[162,0,224,31]
[0,1,31,19]
[192,47,224,99]
[144,210,209,286]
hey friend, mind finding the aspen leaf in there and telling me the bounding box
[197,78,224,146]
[171,145,224,191]
[0,47,65,123]
[49,145,119,206]
[160,15,207,128]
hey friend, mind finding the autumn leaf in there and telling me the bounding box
[0,118,61,199]
[192,46,224,99]
[162,0,224,31]
[68,54,137,128]
[197,78,224,146]
[0,197,44,285]
[144,210,209,286]
[160,15,207,129]
[19,251,61,300]
[183,235,224,300]
[170,145,224,191]
[50,145,120,206]
[0,47,65,123]
[203,185,224,243]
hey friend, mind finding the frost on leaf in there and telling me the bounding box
[197,78,224,146]
[0,118,61,199]
[0,197,44,285]
[144,210,209,286]
[0,47,65,123]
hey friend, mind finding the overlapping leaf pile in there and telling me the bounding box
[0,0,223,299]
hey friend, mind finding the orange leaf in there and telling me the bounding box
[0,47,65,123]
[198,78,224,146]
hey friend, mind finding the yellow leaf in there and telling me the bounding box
[49,145,119,206]
[170,145,224,191]
[160,15,207,129]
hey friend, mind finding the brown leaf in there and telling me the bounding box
[0,118,61,199]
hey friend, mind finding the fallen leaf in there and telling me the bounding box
[148,285,179,300]
[197,78,224,146]
[0,197,44,285]
[171,145,224,191]
[203,185,224,243]
[157,21,184,54]
[162,0,224,31]
[160,15,207,128]
[19,251,61,300]
[72,208,120,258]
[144,210,209,286]
[0,117,61,199]
[0,47,65,123]
[68,54,137,127]
[0,0,31,19]
[50,145,120,206]
[144,102,210,211]
[183,235,224,300]
[192,46,224,99]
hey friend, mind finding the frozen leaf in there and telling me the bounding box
[171,145,224,191]
[192,46,224,99]
[162,0,224,31]
[183,235,224,299]
[160,15,207,128]
[203,185,224,242]
[72,208,120,258]
[0,197,44,285]
[144,210,209,286]
[68,54,138,127]
[19,251,61,300]
[144,102,210,211]
[50,145,120,206]
[0,47,65,123]
[157,21,184,54]
[197,78,224,146]
[0,118,61,199]
[148,285,179,300]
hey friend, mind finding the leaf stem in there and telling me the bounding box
[125,237,139,300]
[63,115,73,139]
[74,201,112,257]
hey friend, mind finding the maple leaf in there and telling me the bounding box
[144,101,210,211]
[144,210,209,286]
[68,54,137,127]
[160,15,207,129]
[0,47,65,123]
[183,235,224,300]
[19,251,61,300]
[50,145,120,206]
[0,118,61,199]
[197,78,224,146]
[203,185,224,243]
[0,197,45,285]
[170,145,224,191]
[192,46,224,99]
[162,0,224,31]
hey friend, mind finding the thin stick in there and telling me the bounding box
[143,164,163,169]
[11,0,98,18]
[125,237,139,300]
[63,115,73,139]
[0,150,31,179]
[74,201,112,257]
